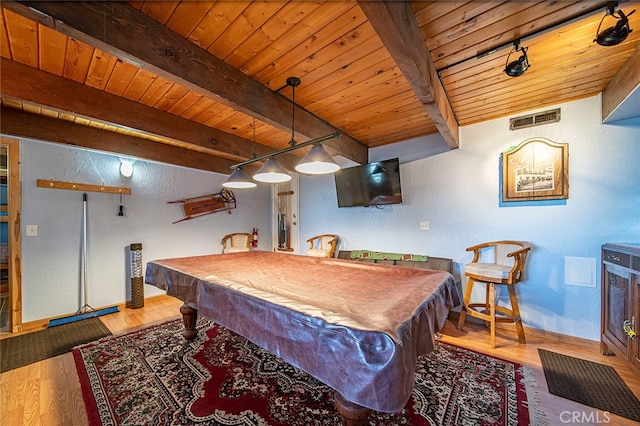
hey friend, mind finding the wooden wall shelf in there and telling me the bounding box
[37,179,131,194]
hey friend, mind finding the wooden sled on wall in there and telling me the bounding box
[168,188,236,224]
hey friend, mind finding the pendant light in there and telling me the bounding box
[295,144,340,174]
[249,77,305,184]
[225,77,341,179]
[222,167,256,189]
[222,118,258,189]
[253,157,292,183]
[288,77,339,175]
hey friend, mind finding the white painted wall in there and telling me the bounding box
[19,140,271,322]
[300,95,640,342]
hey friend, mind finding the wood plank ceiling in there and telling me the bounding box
[1,1,639,175]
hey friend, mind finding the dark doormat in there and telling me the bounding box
[538,348,640,422]
[0,317,111,373]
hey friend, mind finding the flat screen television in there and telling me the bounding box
[334,158,402,207]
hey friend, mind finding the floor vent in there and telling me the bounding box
[509,108,560,130]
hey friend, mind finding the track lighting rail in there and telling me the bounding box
[437,1,628,74]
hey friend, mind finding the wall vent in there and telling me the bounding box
[509,108,561,130]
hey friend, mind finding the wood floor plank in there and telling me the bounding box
[1,294,639,425]
[3,410,24,426]
[21,377,41,426]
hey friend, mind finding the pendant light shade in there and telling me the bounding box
[253,158,292,183]
[294,144,341,175]
[222,168,257,189]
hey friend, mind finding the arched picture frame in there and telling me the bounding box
[501,137,568,202]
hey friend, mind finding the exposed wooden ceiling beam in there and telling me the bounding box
[602,43,640,122]
[4,0,368,164]
[0,106,242,174]
[0,58,302,166]
[358,1,459,149]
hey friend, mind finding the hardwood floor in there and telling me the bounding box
[1,295,639,425]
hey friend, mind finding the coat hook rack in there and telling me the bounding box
[37,178,132,194]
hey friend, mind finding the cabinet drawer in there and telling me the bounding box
[633,256,640,274]
[604,250,631,267]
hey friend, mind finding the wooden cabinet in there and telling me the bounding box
[601,243,640,374]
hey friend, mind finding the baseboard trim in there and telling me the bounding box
[5,294,172,337]
[447,311,600,351]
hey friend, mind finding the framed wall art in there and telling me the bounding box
[501,137,568,202]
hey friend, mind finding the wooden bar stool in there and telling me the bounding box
[457,240,531,348]
[221,233,252,253]
[305,234,339,258]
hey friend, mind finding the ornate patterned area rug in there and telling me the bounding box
[73,319,545,425]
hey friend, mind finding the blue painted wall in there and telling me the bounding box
[299,95,640,341]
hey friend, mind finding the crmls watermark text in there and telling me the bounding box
[560,410,611,423]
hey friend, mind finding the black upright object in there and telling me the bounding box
[278,214,287,249]
[130,243,144,309]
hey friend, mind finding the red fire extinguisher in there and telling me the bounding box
[252,228,259,248]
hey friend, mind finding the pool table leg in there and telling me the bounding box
[179,303,198,340]
[334,392,371,426]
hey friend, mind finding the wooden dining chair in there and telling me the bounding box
[457,240,531,348]
[305,234,339,258]
[221,233,252,253]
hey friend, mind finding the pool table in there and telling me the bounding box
[145,250,459,424]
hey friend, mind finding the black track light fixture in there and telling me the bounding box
[504,40,530,77]
[595,1,635,46]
